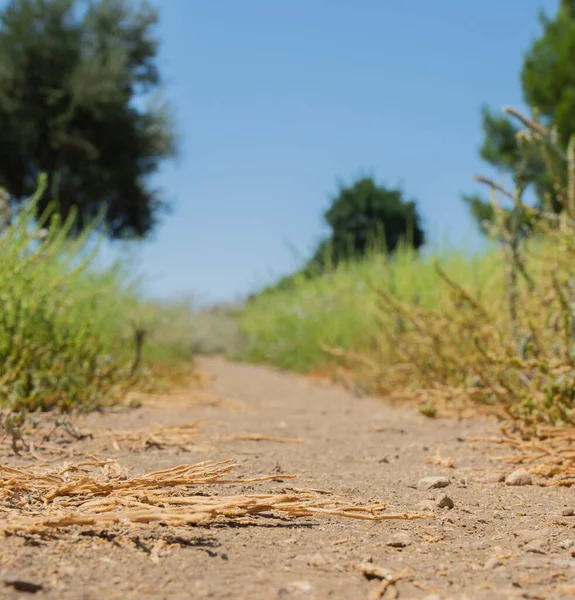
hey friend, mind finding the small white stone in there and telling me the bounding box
[505,468,532,486]
[418,476,450,490]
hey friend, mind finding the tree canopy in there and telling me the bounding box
[464,0,575,235]
[0,0,176,238]
[308,176,425,272]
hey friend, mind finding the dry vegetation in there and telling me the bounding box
[472,423,575,486]
[352,107,575,431]
[241,106,575,432]
[236,105,575,482]
[0,458,428,535]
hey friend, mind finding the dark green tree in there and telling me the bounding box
[464,0,575,235]
[308,176,425,271]
[248,177,425,299]
[0,0,176,238]
[523,0,575,135]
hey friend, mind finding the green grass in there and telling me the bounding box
[0,183,194,413]
[238,243,506,373]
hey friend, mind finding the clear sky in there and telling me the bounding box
[121,0,559,304]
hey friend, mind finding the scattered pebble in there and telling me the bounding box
[560,539,575,550]
[418,476,450,490]
[484,557,503,570]
[562,508,575,517]
[386,533,411,548]
[488,473,506,483]
[505,468,532,486]
[436,494,454,509]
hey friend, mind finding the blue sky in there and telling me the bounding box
[120,0,559,304]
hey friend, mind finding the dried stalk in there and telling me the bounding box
[1,459,431,534]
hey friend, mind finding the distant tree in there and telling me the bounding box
[246,177,425,299]
[463,0,575,235]
[308,176,425,271]
[0,0,176,238]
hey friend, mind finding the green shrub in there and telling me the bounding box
[0,179,187,412]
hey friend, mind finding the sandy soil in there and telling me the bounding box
[2,356,575,600]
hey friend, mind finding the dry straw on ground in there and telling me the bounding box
[1,459,429,534]
[360,562,411,600]
[473,424,575,486]
[94,422,202,452]
[0,418,205,461]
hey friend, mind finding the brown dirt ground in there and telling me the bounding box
[2,356,575,600]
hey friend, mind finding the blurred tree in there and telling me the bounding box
[463,0,575,235]
[0,0,176,238]
[308,176,425,271]
[461,107,554,236]
[247,177,425,298]
[523,0,575,143]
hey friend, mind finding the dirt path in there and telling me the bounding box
[2,357,575,599]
